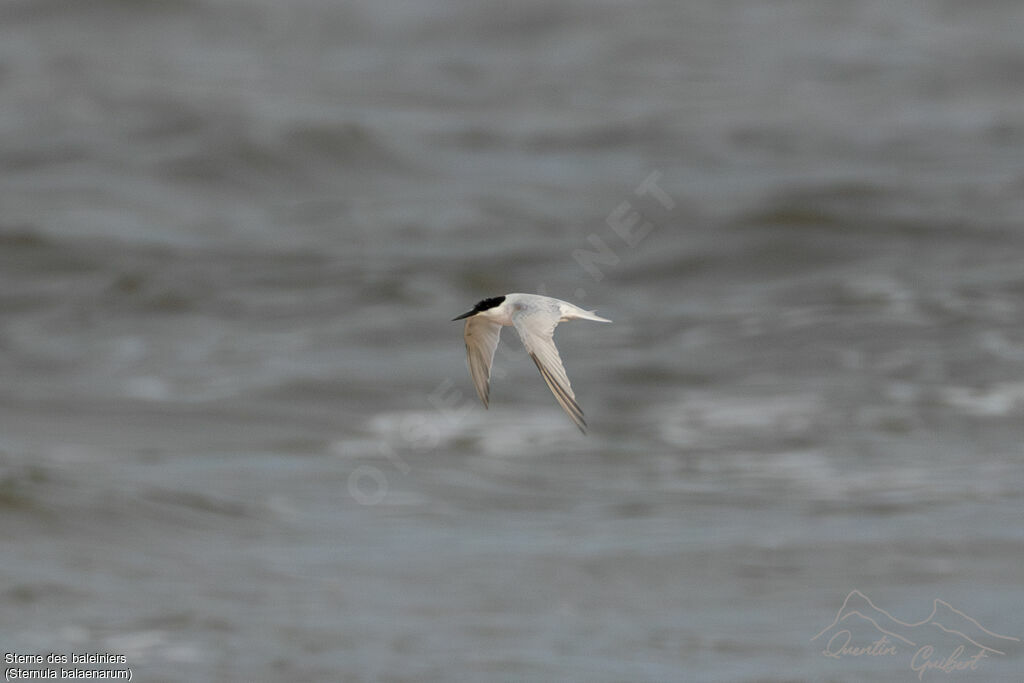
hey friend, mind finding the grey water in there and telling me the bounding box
[1,0,1023,680]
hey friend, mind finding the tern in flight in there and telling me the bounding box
[452,293,612,433]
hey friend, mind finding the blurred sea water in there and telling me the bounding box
[1,1,1023,680]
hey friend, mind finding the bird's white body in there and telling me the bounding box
[467,293,611,327]
[452,293,611,433]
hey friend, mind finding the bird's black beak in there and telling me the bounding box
[452,310,475,321]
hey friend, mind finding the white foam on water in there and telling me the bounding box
[839,273,918,316]
[658,390,822,449]
[939,381,1024,417]
[103,629,203,665]
[686,448,1022,505]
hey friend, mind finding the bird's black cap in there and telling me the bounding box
[452,295,506,321]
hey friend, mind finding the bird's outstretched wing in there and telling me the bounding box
[463,317,503,408]
[512,308,587,433]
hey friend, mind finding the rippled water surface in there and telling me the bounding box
[1,1,1023,680]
